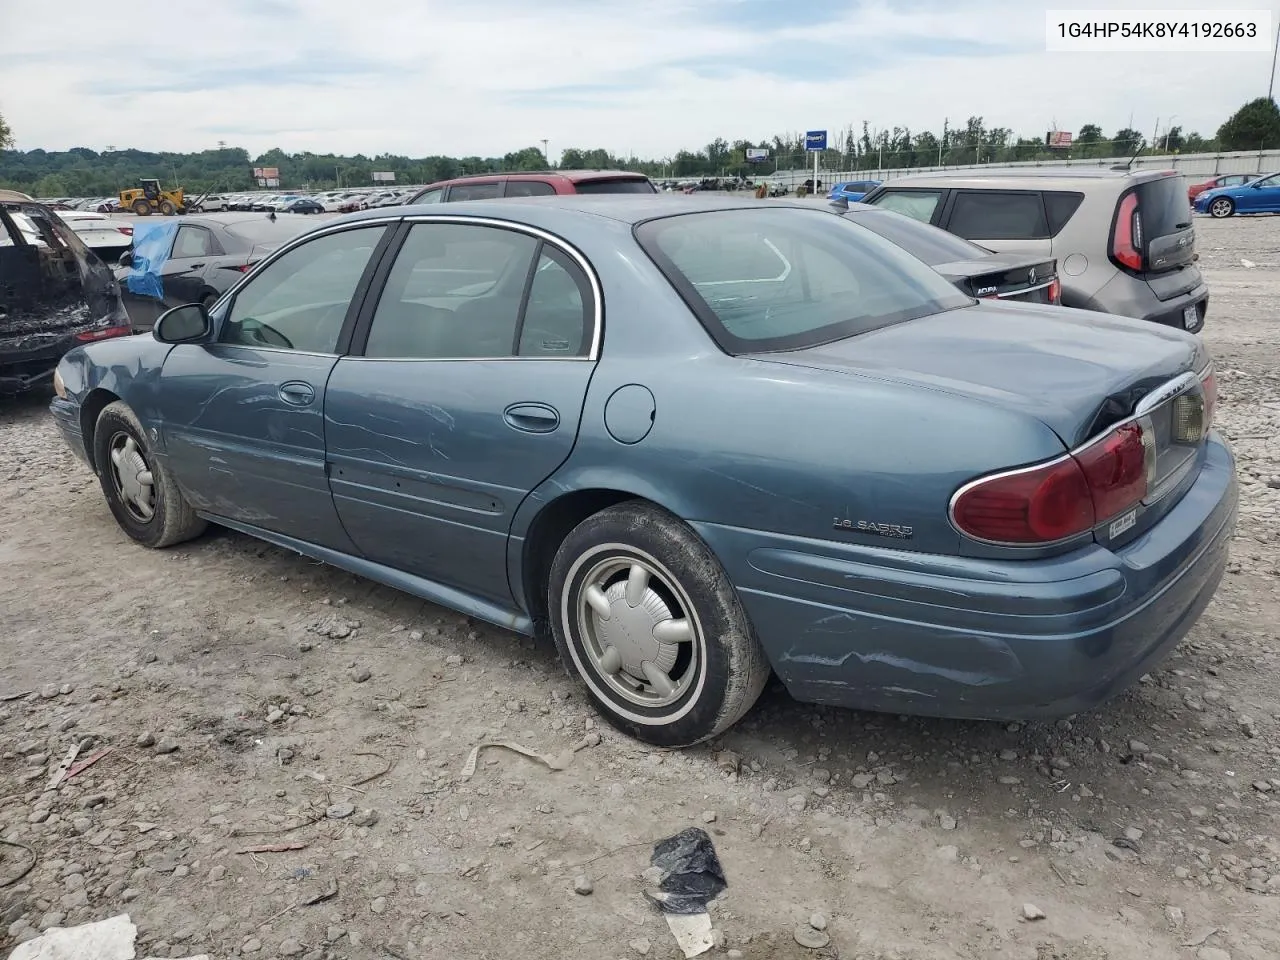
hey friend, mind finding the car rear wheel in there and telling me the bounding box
[94,402,207,549]
[548,502,770,747]
[1209,197,1235,218]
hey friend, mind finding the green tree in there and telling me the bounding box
[1217,97,1280,150]
[1113,127,1144,155]
[0,111,12,150]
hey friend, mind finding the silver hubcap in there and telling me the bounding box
[109,432,155,522]
[1212,199,1231,217]
[576,555,700,708]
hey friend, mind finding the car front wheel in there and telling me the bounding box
[1209,197,1236,218]
[548,502,770,747]
[94,402,207,549]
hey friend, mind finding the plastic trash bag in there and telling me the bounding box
[645,827,727,914]
[125,220,179,301]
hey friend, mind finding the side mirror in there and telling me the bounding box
[118,250,133,268]
[153,303,211,344]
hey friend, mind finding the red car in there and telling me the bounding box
[1187,173,1258,203]
[407,170,655,204]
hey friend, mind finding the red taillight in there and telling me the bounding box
[116,226,133,236]
[1112,191,1143,271]
[952,457,1094,544]
[1074,422,1151,521]
[222,262,257,273]
[1048,277,1061,304]
[75,324,132,343]
[952,421,1155,545]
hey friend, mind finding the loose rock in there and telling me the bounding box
[794,925,830,949]
[349,666,372,683]
[1022,903,1045,921]
[573,874,593,895]
[326,802,356,820]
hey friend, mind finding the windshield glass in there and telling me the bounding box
[637,207,971,354]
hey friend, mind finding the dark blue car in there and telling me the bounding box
[48,196,1237,747]
[827,179,882,202]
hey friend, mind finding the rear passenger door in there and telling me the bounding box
[323,218,599,608]
[939,190,1052,258]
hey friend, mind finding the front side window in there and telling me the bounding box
[363,223,538,359]
[412,188,443,204]
[868,189,943,222]
[638,207,970,354]
[220,225,386,353]
[948,191,1049,241]
[448,182,502,202]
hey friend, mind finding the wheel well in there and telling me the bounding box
[520,488,644,632]
[79,388,121,471]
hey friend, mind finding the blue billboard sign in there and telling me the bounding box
[805,130,828,151]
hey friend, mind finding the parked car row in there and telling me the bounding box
[47,190,1235,748]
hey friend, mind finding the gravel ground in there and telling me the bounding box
[0,215,1277,960]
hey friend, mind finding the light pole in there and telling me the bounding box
[1163,115,1178,152]
[541,139,550,167]
[1270,20,1280,100]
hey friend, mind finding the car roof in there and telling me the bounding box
[0,189,36,203]
[878,166,1179,188]
[335,194,813,227]
[420,169,652,189]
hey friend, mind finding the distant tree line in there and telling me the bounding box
[2,99,1278,197]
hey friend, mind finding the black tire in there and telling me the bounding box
[548,501,770,747]
[1209,197,1235,219]
[160,200,177,216]
[132,200,152,216]
[93,402,206,549]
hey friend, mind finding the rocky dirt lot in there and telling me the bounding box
[0,215,1278,960]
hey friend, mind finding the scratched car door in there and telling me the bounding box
[324,219,598,607]
[157,223,391,550]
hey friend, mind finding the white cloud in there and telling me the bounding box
[0,0,1272,159]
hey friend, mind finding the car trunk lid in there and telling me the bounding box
[750,300,1206,449]
[934,255,1059,304]
[1128,174,1203,300]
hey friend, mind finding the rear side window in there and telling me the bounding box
[1134,176,1193,240]
[948,191,1048,241]
[505,181,557,198]
[637,207,970,354]
[1043,191,1084,235]
[868,189,942,223]
[573,178,656,194]
[448,182,502,202]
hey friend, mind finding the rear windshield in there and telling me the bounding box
[843,208,989,265]
[574,178,656,194]
[866,188,943,223]
[1136,175,1193,240]
[636,207,971,354]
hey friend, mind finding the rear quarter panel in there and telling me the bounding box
[508,212,1069,604]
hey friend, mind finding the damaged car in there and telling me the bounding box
[50,197,1236,747]
[1,190,132,397]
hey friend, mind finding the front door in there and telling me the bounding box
[157,222,392,551]
[122,223,223,331]
[324,219,598,605]
[1237,173,1280,212]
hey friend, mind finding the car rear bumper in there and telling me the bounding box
[1,335,77,395]
[693,433,1237,720]
[1071,274,1208,331]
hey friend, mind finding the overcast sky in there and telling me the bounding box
[0,0,1275,160]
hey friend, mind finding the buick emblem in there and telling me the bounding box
[1028,267,1037,285]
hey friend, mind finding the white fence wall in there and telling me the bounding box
[765,149,1280,186]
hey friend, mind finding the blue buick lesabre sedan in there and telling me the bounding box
[49,196,1237,747]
